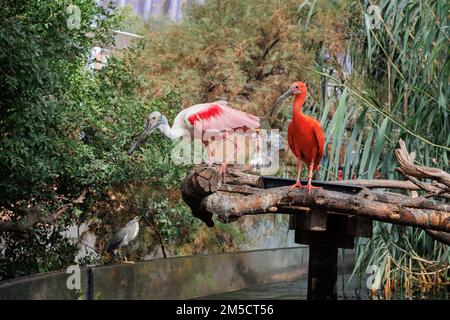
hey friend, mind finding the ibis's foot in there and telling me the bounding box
[290,180,303,190]
[290,182,322,192]
[302,183,322,194]
[121,261,135,264]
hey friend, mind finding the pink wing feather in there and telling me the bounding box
[187,103,260,132]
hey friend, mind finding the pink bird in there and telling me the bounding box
[128,101,260,176]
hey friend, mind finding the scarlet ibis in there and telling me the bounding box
[128,101,260,176]
[271,82,325,191]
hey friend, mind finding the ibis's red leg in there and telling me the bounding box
[290,158,304,190]
[303,160,322,193]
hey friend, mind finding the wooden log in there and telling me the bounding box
[181,167,450,245]
[181,167,221,227]
[205,182,450,215]
[200,186,450,232]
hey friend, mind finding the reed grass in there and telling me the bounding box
[297,0,450,294]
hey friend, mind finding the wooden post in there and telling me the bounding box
[292,209,356,300]
[307,245,338,300]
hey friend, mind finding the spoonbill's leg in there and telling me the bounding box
[290,158,303,190]
[205,143,214,167]
[303,160,322,193]
[253,132,272,168]
[220,135,239,180]
[225,135,240,164]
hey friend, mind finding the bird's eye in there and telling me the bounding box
[295,86,299,89]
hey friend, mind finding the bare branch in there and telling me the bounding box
[395,139,450,188]
[331,179,423,190]
[0,190,87,233]
[396,168,450,199]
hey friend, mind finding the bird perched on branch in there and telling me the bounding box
[106,216,141,263]
[127,101,260,177]
[271,82,324,191]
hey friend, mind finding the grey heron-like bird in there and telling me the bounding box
[106,216,141,262]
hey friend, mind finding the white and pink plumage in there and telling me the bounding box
[128,101,260,174]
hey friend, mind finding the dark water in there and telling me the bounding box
[198,274,449,300]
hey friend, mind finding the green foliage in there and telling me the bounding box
[0,0,114,201]
[348,0,450,293]
[0,0,243,279]
[0,227,78,279]
[302,0,450,292]
[1,0,447,292]
[351,223,450,296]
[0,0,178,280]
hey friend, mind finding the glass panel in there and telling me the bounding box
[0,247,356,300]
[0,269,87,300]
[92,247,313,299]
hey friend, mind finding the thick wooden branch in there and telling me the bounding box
[181,168,220,227]
[330,179,423,190]
[0,190,87,233]
[182,167,449,233]
[425,230,450,246]
[201,187,449,232]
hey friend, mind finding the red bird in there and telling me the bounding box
[272,82,325,191]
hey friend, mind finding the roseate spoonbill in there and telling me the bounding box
[127,101,260,175]
[271,82,324,191]
[107,216,140,263]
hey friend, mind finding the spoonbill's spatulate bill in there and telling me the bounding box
[271,82,325,191]
[128,101,260,175]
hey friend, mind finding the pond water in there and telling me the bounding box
[198,274,449,300]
